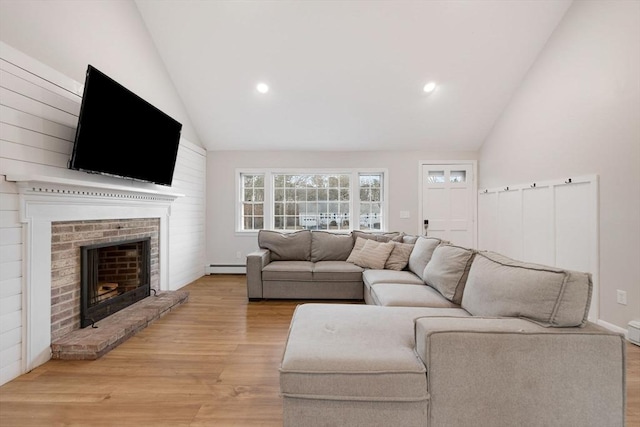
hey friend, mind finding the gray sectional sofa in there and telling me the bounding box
[246,230,369,300]
[246,230,626,427]
[247,229,429,301]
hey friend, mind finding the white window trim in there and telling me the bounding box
[236,168,389,234]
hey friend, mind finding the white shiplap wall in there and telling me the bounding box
[169,140,206,289]
[0,42,206,385]
[0,178,22,385]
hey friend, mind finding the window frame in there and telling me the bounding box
[236,168,389,234]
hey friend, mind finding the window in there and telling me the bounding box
[428,170,445,183]
[450,170,466,183]
[274,174,350,231]
[427,169,467,184]
[359,174,383,230]
[238,170,386,232]
[241,174,265,230]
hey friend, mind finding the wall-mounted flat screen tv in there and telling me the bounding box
[69,65,182,186]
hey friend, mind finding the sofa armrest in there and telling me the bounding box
[414,317,625,427]
[246,248,271,300]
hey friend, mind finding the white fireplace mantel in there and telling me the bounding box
[6,174,183,371]
[7,174,184,203]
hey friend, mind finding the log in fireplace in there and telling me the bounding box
[80,237,151,327]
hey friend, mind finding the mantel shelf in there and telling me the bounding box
[6,174,184,201]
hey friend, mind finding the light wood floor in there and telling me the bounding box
[0,274,638,426]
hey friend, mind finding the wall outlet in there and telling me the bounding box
[616,290,627,305]
[236,251,242,259]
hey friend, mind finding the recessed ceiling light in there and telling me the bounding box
[256,82,269,94]
[423,82,437,93]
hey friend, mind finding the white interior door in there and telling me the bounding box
[421,163,476,248]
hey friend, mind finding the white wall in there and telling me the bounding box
[478,0,640,330]
[206,150,478,265]
[0,0,201,146]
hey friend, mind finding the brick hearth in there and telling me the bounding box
[51,290,188,360]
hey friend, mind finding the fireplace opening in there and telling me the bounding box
[80,237,151,328]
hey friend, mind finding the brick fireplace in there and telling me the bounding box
[9,175,182,370]
[50,218,160,340]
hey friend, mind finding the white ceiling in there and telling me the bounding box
[135,0,572,152]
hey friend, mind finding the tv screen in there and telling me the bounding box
[69,65,182,186]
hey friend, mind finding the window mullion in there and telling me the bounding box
[352,171,359,232]
[264,172,273,230]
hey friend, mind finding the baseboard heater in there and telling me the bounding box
[206,264,247,274]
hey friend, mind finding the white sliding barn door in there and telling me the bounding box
[421,163,476,248]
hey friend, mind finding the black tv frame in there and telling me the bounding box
[69,65,182,186]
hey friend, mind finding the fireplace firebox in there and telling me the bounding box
[80,237,151,328]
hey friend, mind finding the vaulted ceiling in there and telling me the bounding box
[135,0,572,152]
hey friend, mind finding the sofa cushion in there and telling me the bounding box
[370,283,462,308]
[461,251,592,327]
[424,244,475,305]
[385,242,415,271]
[363,269,425,287]
[258,229,311,261]
[408,236,442,279]
[402,234,420,244]
[347,238,394,269]
[310,231,354,262]
[352,230,403,244]
[262,261,314,281]
[313,261,364,281]
[264,280,364,300]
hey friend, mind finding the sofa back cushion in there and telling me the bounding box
[424,244,475,305]
[402,234,420,244]
[311,231,354,262]
[352,230,403,244]
[461,251,592,327]
[408,237,442,279]
[258,230,311,261]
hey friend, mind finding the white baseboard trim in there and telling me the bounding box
[596,319,628,337]
[206,264,246,274]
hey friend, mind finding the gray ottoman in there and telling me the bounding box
[279,303,469,427]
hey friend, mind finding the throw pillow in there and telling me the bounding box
[385,242,414,271]
[347,238,394,269]
[347,237,367,265]
[346,236,368,265]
